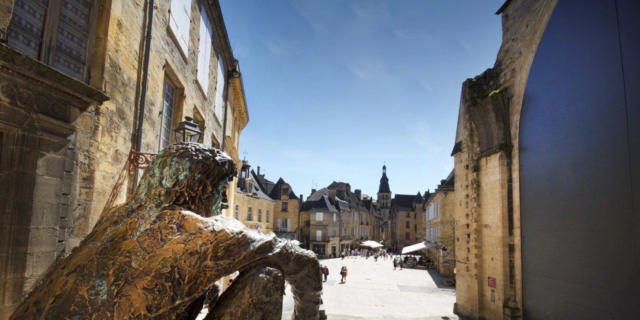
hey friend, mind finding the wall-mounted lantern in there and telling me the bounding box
[174,116,201,143]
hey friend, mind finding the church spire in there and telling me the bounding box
[379,165,390,193]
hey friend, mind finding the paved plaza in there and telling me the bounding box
[282,257,458,320]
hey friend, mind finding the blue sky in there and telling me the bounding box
[219,0,504,198]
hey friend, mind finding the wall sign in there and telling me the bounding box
[488,276,496,288]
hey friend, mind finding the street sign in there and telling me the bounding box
[488,276,496,288]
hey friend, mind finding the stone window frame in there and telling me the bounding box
[281,201,288,212]
[265,210,269,223]
[257,209,262,222]
[247,207,252,221]
[234,204,238,219]
[158,65,186,151]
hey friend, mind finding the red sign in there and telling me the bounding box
[488,277,496,288]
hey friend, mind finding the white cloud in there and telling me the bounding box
[346,59,390,81]
[264,38,301,57]
[408,121,445,155]
[417,79,433,92]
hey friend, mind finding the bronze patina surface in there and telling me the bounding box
[11,143,323,320]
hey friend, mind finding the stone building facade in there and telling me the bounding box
[0,0,248,317]
[451,0,557,318]
[300,188,341,257]
[389,193,424,252]
[452,1,640,318]
[234,160,300,237]
[425,171,455,277]
[300,183,382,257]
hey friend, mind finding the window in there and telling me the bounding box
[282,201,288,212]
[196,3,212,92]
[234,205,238,219]
[405,232,410,240]
[247,207,252,221]
[281,218,288,228]
[159,78,176,150]
[214,57,225,121]
[414,224,417,232]
[406,212,410,218]
[7,0,98,81]
[316,230,322,241]
[333,213,337,222]
[315,212,323,221]
[266,210,270,223]
[169,0,192,55]
[257,209,262,222]
[406,221,410,228]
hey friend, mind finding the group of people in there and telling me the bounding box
[340,248,390,261]
[320,265,349,284]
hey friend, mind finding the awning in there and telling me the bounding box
[401,241,433,255]
[360,240,383,248]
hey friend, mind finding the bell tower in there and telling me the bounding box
[377,165,391,212]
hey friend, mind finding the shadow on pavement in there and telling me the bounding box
[426,269,455,289]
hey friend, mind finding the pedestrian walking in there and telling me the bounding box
[393,258,397,270]
[322,265,329,282]
[340,266,348,283]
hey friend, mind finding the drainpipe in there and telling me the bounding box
[221,68,232,151]
[132,0,154,188]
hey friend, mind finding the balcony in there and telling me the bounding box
[310,220,328,226]
[310,236,330,242]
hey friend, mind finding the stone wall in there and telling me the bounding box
[234,192,276,233]
[425,190,455,277]
[451,0,558,319]
[274,197,300,235]
[0,0,247,318]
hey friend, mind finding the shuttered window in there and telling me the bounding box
[159,78,176,150]
[196,3,211,92]
[6,0,98,81]
[169,0,192,56]
[214,57,225,122]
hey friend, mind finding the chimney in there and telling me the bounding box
[299,194,304,203]
[355,189,361,200]
[257,166,261,176]
[311,188,317,195]
[328,189,336,202]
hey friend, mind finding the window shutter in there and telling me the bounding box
[214,57,225,121]
[51,0,94,80]
[170,0,192,54]
[7,0,49,59]
[196,4,211,92]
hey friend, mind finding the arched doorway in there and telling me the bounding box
[519,0,639,318]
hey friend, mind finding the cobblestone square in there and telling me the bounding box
[283,257,458,320]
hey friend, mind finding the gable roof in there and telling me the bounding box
[268,177,298,200]
[393,194,418,210]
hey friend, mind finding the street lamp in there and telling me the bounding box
[174,116,201,143]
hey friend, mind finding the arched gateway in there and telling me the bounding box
[520,0,639,318]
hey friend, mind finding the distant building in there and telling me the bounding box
[234,161,300,237]
[425,171,455,277]
[390,193,425,252]
[300,182,382,257]
[376,165,392,246]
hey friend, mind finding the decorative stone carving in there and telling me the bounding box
[11,143,323,320]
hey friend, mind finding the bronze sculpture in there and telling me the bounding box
[11,143,323,320]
